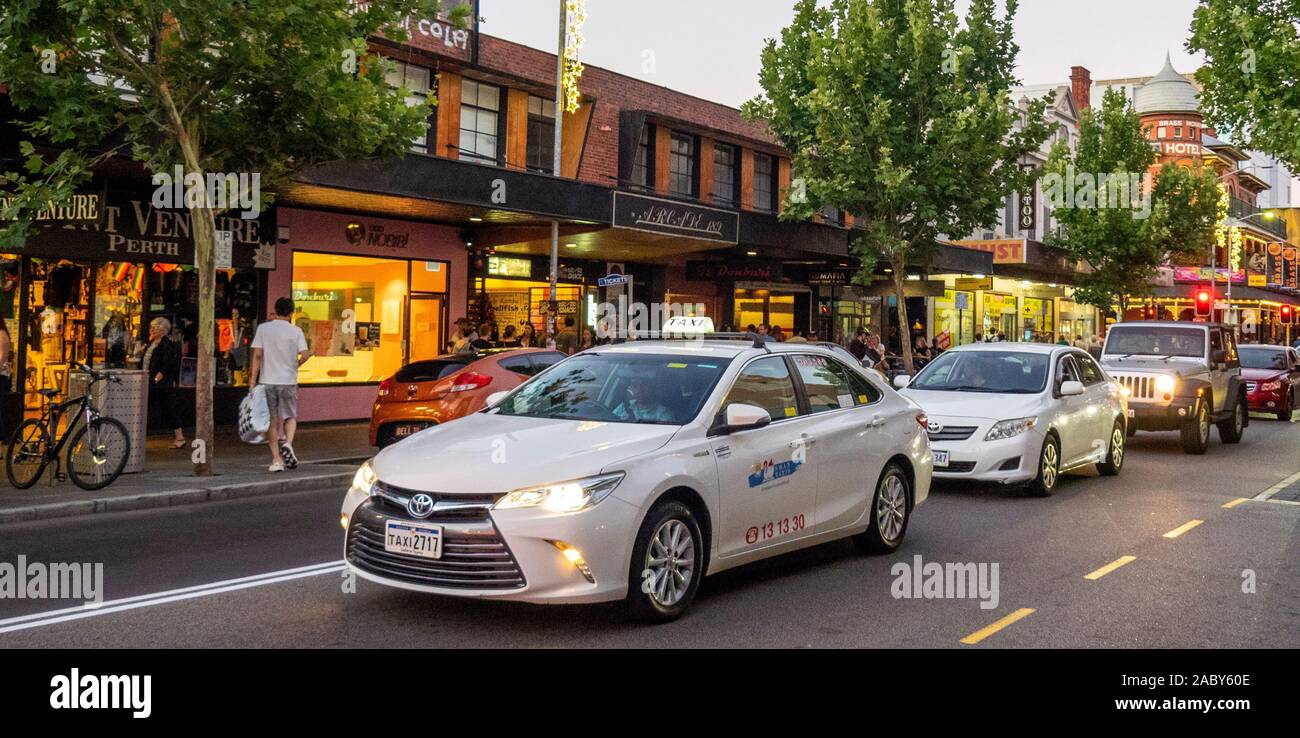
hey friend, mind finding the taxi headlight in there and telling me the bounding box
[350,460,378,497]
[1155,374,1177,393]
[985,417,1037,441]
[496,473,625,513]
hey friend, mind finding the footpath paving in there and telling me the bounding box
[0,422,373,525]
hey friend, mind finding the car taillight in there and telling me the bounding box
[915,412,928,429]
[449,372,492,393]
[377,378,392,398]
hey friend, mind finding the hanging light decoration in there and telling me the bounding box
[1229,225,1244,272]
[1213,184,1229,273]
[561,0,587,113]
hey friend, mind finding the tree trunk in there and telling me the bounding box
[892,260,914,374]
[176,139,214,476]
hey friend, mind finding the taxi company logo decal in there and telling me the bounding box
[748,458,802,488]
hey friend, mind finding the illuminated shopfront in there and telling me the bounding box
[934,289,976,346]
[1021,296,1055,342]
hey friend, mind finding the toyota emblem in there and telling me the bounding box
[927,421,942,433]
[407,493,435,519]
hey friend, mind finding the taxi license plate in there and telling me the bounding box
[933,450,949,468]
[384,520,443,560]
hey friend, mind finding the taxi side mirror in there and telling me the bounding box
[486,390,510,407]
[893,374,911,389]
[1059,380,1085,397]
[712,403,772,435]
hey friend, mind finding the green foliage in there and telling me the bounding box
[743,0,1049,368]
[1188,0,1300,171]
[1044,88,1220,310]
[0,0,466,228]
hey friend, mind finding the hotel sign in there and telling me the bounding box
[613,192,738,244]
[951,238,1027,264]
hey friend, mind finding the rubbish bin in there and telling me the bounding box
[68,368,148,474]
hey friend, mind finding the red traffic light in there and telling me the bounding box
[1282,305,1295,325]
[1194,287,1213,317]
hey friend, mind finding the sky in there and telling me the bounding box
[476,0,1208,109]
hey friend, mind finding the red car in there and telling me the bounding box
[1239,343,1300,420]
[370,348,567,447]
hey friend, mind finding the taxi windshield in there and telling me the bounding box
[494,353,729,425]
[1104,327,1204,357]
[909,350,1049,394]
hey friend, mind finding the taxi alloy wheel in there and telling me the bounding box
[1097,421,1124,476]
[853,463,911,554]
[1026,435,1059,497]
[627,500,704,623]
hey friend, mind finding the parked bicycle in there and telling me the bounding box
[6,363,131,490]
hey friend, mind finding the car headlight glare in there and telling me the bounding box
[985,417,1037,441]
[1155,374,1176,393]
[350,460,378,497]
[1262,380,1283,392]
[496,473,625,513]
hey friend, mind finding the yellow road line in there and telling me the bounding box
[1162,519,1203,539]
[1221,498,1250,509]
[959,607,1035,645]
[1084,555,1137,581]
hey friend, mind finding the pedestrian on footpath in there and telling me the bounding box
[144,317,186,449]
[249,297,310,472]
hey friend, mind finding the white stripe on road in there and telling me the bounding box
[0,561,344,635]
[1254,470,1300,502]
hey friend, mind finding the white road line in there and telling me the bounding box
[1254,470,1300,502]
[0,561,344,635]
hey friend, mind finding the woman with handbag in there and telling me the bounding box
[144,317,186,449]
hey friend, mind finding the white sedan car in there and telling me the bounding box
[897,343,1127,496]
[341,338,932,621]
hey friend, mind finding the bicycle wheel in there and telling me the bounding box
[66,417,130,491]
[6,419,51,489]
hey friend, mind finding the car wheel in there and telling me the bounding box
[852,463,911,554]
[1026,434,1060,497]
[1217,396,1246,444]
[626,500,704,623]
[1180,399,1210,454]
[1096,421,1125,476]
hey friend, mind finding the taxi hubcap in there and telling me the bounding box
[1111,428,1124,468]
[1042,442,1058,489]
[876,474,907,542]
[646,519,694,607]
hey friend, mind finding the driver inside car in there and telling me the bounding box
[612,375,675,423]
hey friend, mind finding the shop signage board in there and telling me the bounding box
[686,260,781,282]
[805,268,852,286]
[1172,266,1245,284]
[955,276,993,291]
[597,273,631,287]
[613,192,739,244]
[951,238,1027,264]
[487,256,531,278]
[1,190,276,269]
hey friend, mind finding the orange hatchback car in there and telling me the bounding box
[370,348,567,447]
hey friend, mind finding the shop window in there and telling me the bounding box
[712,144,738,207]
[669,132,696,198]
[93,262,144,368]
[753,153,776,212]
[147,265,261,387]
[459,79,501,165]
[630,125,653,190]
[525,95,556,174]
[291,253,414,385]
[384,60,433,154]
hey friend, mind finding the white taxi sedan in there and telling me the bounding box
[897,343,1127,496]
[341,338,932,621]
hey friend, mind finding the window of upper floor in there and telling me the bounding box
[526,95,556,174]
[459,79,502,166]
[669,132,698,198]
[753,152,777,213]
[630,124,653,191]
[385,60,433,154]
[712,143,739,207]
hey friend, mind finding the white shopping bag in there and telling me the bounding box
[238,385,271,444]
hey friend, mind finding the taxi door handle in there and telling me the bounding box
[790,435,817,448]
[867,415,887,428]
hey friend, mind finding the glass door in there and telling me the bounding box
[408,294,446,362]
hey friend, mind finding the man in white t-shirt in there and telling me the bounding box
[250,297,310,472]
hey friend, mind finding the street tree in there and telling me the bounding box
[1043,88,1221,312]
[1188,0,1300,172]
[743,0,1051,370]
[0,0,466,474]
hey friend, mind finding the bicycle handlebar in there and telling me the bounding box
[72,363,123,384]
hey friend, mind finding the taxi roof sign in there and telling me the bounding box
[662,316,715,335]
